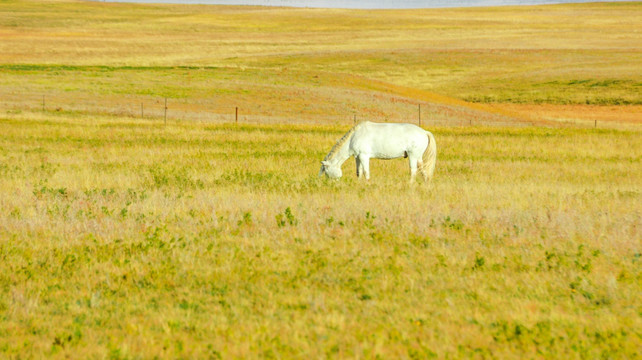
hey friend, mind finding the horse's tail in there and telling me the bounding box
[420,130,437,183]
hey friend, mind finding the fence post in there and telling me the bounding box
[164,98,167,125]
[353,114,356,125]
[595,120,597,128]
[141,103,144,118]
[236,107,238,123]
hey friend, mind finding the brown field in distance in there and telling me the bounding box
[0,0,640,126]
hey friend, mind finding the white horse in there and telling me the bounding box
[319,121,436,183]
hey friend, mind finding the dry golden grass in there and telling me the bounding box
[0,0,640,121]
[0,65,520,126]
[1,0,641,358]
[1,111,640,358]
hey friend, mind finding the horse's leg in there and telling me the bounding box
[358,154,370,180]
[355,157,363,178]
[409,156,419,184]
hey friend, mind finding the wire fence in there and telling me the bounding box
[1,91,632,129]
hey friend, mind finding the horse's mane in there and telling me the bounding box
[324,122,362,161]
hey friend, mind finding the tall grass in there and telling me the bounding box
[1,112,640,358]
[0,1,640,357]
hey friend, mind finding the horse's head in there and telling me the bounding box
[319,160,342,179]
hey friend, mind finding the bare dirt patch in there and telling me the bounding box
[501,104,642,127]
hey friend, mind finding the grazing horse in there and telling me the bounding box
[319,121,436,183]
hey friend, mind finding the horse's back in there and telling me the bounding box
[351,122,427,158]
[355,121,425,137]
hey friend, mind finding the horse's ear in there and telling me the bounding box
[321,161,329,166]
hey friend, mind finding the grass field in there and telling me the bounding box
[0,0,641,358]
[1,111,641,358]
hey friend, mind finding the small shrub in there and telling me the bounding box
[238,212,252,226]
[276,207,297,227]
[472,253,486,270]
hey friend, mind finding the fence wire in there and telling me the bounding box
[0,92,631,129]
